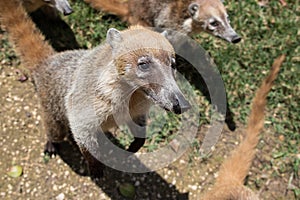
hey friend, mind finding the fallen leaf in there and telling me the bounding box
[7,165,23,178]
[119,182,135,199]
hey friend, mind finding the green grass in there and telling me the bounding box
[63,0,127,48]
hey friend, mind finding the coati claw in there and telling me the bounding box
[44,141,57,156]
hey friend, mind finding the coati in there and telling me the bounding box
[22,0,73,15]
[0,0,190,177]
[84,0,241,43]
[202,55,285,200]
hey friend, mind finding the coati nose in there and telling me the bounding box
[172,94,191,114]
[231,35,241,43]
[63,7,73,15]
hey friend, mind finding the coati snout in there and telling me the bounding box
[141,83,191,114]
[116,51,191,115]
[170,92,191,114]
[47,0,73,15]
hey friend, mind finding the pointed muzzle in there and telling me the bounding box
[54,0,73,15]
[221,26,242,44]
[231,35,241,43]
[171,93,191,114]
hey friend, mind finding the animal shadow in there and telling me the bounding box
[166,31,236,131]
[55,135,189,200]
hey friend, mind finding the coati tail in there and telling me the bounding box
[84,0,129,19]
[202,55,285,200]
[0,0,55,70]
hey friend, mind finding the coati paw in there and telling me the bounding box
[44,141,57,156]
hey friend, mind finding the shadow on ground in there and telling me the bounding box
[55,136,189,199]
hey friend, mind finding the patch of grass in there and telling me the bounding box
[194,0,299,196]
[62,0,127,48]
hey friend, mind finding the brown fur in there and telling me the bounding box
[22,0,46,12]
[84,0,129,19]
[202,55,285,200]
[0,0,55,70]
[84,0,189,26]
[115,48,173,74]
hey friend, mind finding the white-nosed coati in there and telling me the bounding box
[0,0,190,178]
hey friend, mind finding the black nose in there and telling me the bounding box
[231,35,241,43]
[63,7,73,15]
[172,95,191,114]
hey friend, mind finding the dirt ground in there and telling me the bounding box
[0,63,298,200]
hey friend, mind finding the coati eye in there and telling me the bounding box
[138,56,151,71]
[171,58,176,69]
[138,62,150,71]
[210,21,219,27]
[188,3,199,16]
[191,5,198,12]
[171,58,176,64]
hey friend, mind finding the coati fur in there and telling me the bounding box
[84,0,241,43]
[0,0,190,177]
[202,55,285,200]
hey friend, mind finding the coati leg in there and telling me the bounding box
[42,110,69,155]
[127,115,147,153]
[77,115,146,177]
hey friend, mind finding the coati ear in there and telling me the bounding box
[188,3,199,17]
[106,28,123,49]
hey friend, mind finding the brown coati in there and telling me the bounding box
[202,55,285,200]
[84,0,241,43]
[0,0,190,177]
